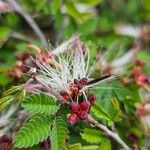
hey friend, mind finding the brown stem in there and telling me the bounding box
[87,73,111,85]
[87,115,131,150]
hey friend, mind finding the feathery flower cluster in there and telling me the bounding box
[25,36,114,124]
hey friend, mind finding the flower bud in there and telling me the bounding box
[88,94,96,104]
[79,101,90,111]
[70,102,79,113]
[78,111,88,120]
[60,92,70,101]
[67,114,78,124]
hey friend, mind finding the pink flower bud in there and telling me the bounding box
[79,101,90,111]
[78,111,88,120]
[88,94,96,104]
[67,114,78,124]
[70,102,79,113]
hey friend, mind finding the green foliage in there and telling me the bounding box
[80,129,111,149]
[91,103,112,124]
[78,0,102,6]
[51,0,61,14]
[69,143,100,150]
[0,26,11,41]
[4,85,22,96]
[22,93,59,115]
[51,117,69,150]
[13,115,52,148]
[99,138,111,150]
[0,96,14,110]
[0,74,10,86]
[81,145,99,150]
[80,128,103,143]
[69,143,81,150]
[66,2,90,22]
[137,51,150,74]
[110,98,122,122]
[92,80,141,114]
[0,85,25,110]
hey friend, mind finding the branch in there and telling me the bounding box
[87,115,131,150]
[7,0,48,48]
[34,77,70,105]
[11,31,34,42]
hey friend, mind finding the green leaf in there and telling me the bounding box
[51,117,68,150]
[4,86,22,96]
[51,0,61,14]
[0,96,14,110]
[35,0,47,11]
[0,74,10,86]
[110,98,122,122]
[91,103,112,123]
[81,145,99,150]
[13,115,52,148]
[80,128,103,143]
[22,93,59,115]
[99,138,111,150]
[92,80,141,114]
[69,143,100,150]
[69,143,81,150]
[106,40,121,62]
[0,26,11,41]
[66,2,90,22]
[78,0,102,6]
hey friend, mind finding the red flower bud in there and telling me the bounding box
[78,111,88,120]
[70,102,79,113]
[79,101,90,111]
[67,114,78,124]
[60,92,70,101]
[88,94,96,104]
[79,78,88,85]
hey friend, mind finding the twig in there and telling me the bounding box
[87,115,131,150]
[34,77,70,105]
[7,0,48,48]
[87,73,111,85]
[11,31,34,42]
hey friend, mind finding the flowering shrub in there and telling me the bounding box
[1,36,149,150]
[0,1,149,150]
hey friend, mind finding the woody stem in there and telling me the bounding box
[87,115,131,150]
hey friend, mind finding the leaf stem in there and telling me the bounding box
[87,115,131,150]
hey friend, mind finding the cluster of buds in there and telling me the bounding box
[67,94,96,124]
[60,78,88,102]
[8,53,29,78]
[132,60,150,91]
[60,77,96,124]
